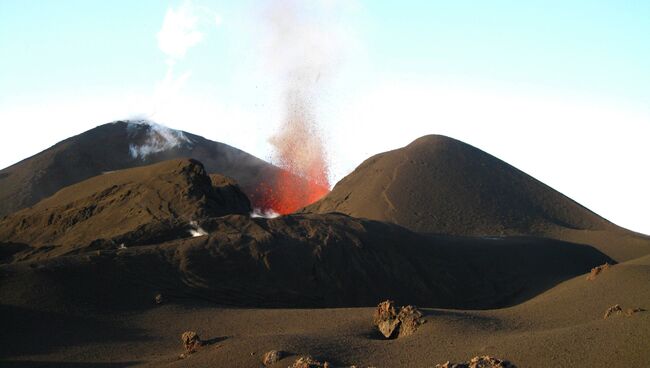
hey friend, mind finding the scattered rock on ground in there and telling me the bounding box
[604,304,646,319]
[586,263,610,280]
[291,355,329,368]
[289,355,377,368]
[263,350,283,366]
[373,300,398,324]
[373,300,425,338]
[397,304,424,337]
[180,331,202,355]
[435,355,516,368]
[604,304,623,319]
[373,300,400,338]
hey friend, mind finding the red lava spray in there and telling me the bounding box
[254,0,339,215]
[265,88,330,214]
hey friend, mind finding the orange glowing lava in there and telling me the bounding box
[253,95,331,215]
[252,0,336,215]
[254,170,329,215]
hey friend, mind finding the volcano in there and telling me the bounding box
[0,159,613,310]
[0,120,321,218]
[1,133,649,367]
[303,135,650,261]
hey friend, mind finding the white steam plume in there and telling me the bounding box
[250,208,280,219]
[127,121,191,159]
[188,220,208,237]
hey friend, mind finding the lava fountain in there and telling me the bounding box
[263,87,330,214]
[252,79,331,215]
[251,0,341,215]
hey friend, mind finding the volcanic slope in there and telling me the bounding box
[0,157,643,367]
[304,135,650,261]
[0,159,612,310]
[0,159,251,260]
[0,120,308,218]
[0,211,613,311]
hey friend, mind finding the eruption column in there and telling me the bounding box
[267,84,330,214]
[254,0,339,214]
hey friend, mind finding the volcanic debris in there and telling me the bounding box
[435,355,516,368]
[291,356,330,368]
[288,355,378,368]
[604,304,646,319]
[373,300,425,338]
[586,263,610,280]
[180,331,202,357]
[603,304,623,319]
[263,350,284,366]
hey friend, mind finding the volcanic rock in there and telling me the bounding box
[373,300,425,338]
[603,305,645,319]
[373,300,399,338]
[587,263,610,280]
[263,350,284,366]
[603,304,623,319]
[396,304,425,337]
[472,356,516,368]
[373,300,397,324]
[181,331,202,354]
[291,356,329,368]
[435,356,516,368]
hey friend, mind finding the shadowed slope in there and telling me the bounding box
[0,213,612,311]
[0,157,614,311]
[304,135,650,261]
[2,255,647,367]
[0,159,251,259]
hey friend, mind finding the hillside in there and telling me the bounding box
[304,135,650,261]
[0,159,250,260]
[0,121,312,217]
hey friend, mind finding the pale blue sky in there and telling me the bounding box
[367,1,650,99]
[2,1,649,104]
[1,0,649,233]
